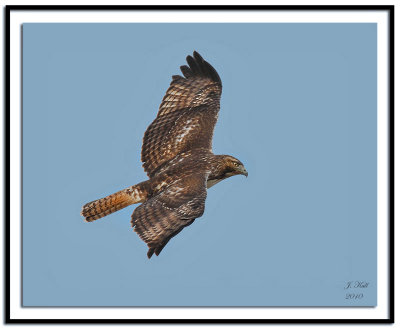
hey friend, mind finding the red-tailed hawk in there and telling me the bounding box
[81,51,247,258]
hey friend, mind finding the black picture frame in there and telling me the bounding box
[4,4,394,324]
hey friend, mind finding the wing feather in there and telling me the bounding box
[131,173,207,258]
[180,65,192,78]
[141,51,222,177]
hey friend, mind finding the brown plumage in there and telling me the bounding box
[81,51,247,258]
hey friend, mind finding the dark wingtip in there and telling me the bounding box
[193,50,203,62]
[172,75,182,81]
[175,51,221,85]
[180,65,192,78]
[147,248,155,259]
[154,241,169,256]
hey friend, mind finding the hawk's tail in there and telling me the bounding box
[81,181,150,222]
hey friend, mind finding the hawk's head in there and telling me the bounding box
[223,155,248,178]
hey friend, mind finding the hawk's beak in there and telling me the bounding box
[242,168,248,177]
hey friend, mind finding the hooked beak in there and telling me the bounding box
[241,168,248,177]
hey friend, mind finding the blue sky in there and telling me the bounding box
[22,23,377,306]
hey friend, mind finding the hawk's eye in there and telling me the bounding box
[234,162,239,167]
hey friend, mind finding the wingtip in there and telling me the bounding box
[172,75,182,81]
[180,65,192,78]
[147,248,155,259]
[182,51,221,85]
[193,50,204,62]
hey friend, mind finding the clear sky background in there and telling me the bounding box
[22,23,377,306]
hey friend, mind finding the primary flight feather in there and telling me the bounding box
[81,51,248,258]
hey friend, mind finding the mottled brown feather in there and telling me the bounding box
[141,51,222,177]
[131,173,207,258]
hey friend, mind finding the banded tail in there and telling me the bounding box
[81,181,149,222]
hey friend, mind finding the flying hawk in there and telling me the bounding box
[81,51,247,258]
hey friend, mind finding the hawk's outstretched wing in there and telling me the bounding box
[141,51,222,177]
[131,173,207,258]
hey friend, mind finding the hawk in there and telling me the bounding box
[81,51,248,258]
